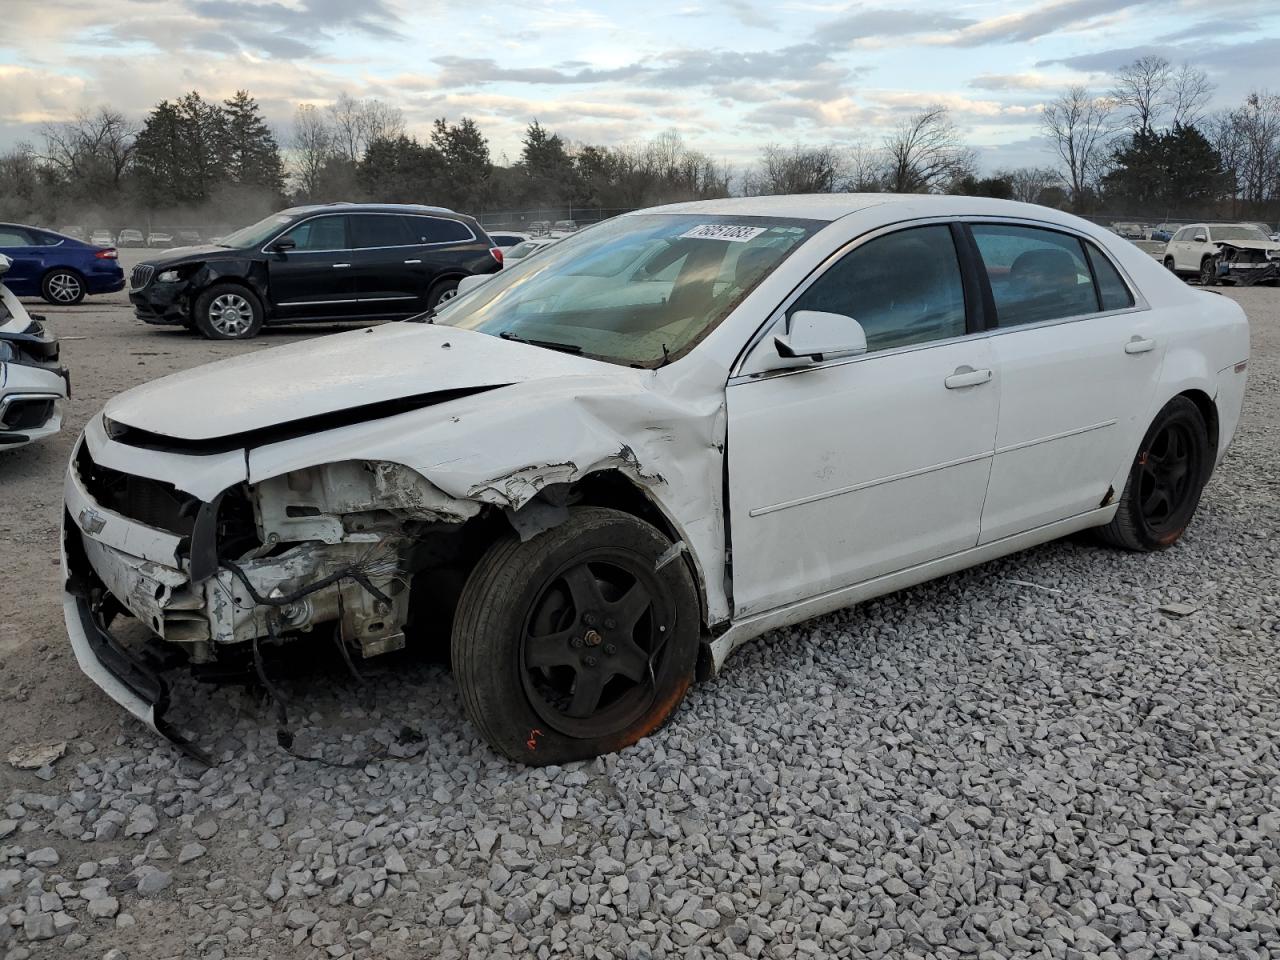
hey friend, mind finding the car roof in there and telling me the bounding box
[634,193,1101,228]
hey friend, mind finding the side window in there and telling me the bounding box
[351,215,413,249]
[0,228,32,247]
[282,216,347,251]
[404,217,473,244]
[788,225,967,353]
[1085,242,1135,311]
[971,224,1097,327]
[1171,228,1188,242]
[1201,227,1211,242]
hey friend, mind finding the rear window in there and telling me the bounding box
[404,216,473,244]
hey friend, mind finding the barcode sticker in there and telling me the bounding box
[680,224,767,242]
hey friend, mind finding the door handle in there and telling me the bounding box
[332,263,351,269]
[944,366,992,389]
[1125,336,1156,354]
[403,259,422,265]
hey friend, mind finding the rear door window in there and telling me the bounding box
[787,224,968,353]
[403,216,473,244]
[351,214,414,249]
[971,224,1098,327]
[0,228,33,246]
[1084,243,1135,311]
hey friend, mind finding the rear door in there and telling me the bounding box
[267,214,358,320]
[969,222,1165,543]
[349,214,423,315]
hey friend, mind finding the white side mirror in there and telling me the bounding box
[1193,234,1207,243]
[774,310,867,364]
[455,274,492,297]
[0,254,10,277]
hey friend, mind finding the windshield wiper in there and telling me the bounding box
[498,331,583,354]
[406,308,436,324]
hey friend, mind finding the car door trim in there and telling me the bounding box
[729,214,1150,385]
[993,418,1118,456]
[749,448,995,517]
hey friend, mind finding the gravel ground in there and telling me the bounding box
[0,271,1277,960]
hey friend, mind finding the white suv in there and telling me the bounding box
[1164,223,1279,284]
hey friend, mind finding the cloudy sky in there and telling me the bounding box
[1,0,1278,172]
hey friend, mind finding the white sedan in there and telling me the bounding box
[2,255,68,448]
[62,195,1248,764]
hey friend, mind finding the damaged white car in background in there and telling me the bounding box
[63,195,1248,765]
[1,254,69,449]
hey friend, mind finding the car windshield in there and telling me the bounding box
[434,214,819,366]
[217,213,294,248]
[1214,225,1270,243]
[506,240,547,260]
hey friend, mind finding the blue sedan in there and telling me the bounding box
[0,222,125,305]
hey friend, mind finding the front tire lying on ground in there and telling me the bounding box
[1099,396,1211,551]
[452,506,700,765]
[194,283,264,340]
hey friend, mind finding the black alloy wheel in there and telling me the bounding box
[452,506,700,764]
[1098,396,1210,551]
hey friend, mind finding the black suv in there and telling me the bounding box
[128,203,503,339]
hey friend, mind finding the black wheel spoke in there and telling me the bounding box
[561,565,605,614]
[610,637,651,683]
[525,629,579,670]
[567,668,607,717]
[608,581,652,632]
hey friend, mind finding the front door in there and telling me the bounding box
[967,223,1166,542]
[267,214,358,320]
[0,226,41,294]
[726,223,999,618]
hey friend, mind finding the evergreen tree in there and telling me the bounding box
[430,117,491,210]
[519,120,577,204]
[220,90,285,194]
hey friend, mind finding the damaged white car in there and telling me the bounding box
[2,255,69,448]
[63,196,1249,764]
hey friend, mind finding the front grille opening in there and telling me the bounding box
[131,264,155,289]
[1,398,55,431]
[76,443,199,537]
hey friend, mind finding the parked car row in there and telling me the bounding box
[57,227,212,248]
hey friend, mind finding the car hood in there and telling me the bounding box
[1217,239,1280,253]
[142,244,238,266]
[103,321,619,444]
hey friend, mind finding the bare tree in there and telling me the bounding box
[879,107,976,193]
[40,107,137,192]
[994,166,1063,204]
[745,143,846,195]
[327,92,405,163]
[1041,86,1114,210]
[844,142,885,191]
[1170,63,1215,128]
[290,104,333,200]
[1111,55,1172,132]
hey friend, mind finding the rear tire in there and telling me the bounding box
[1098,396,1211,551]
[426,277,461,309]
[41,269,86,305]
[452,506,700,765]
[193,284,264,340]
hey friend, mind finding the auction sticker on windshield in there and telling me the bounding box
[680,224,768,242]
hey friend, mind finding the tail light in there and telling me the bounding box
[94,248,118,260]
[489,246,503,266]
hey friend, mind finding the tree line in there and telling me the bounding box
[1042,56,1280,218]
[1,65,1277,232]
